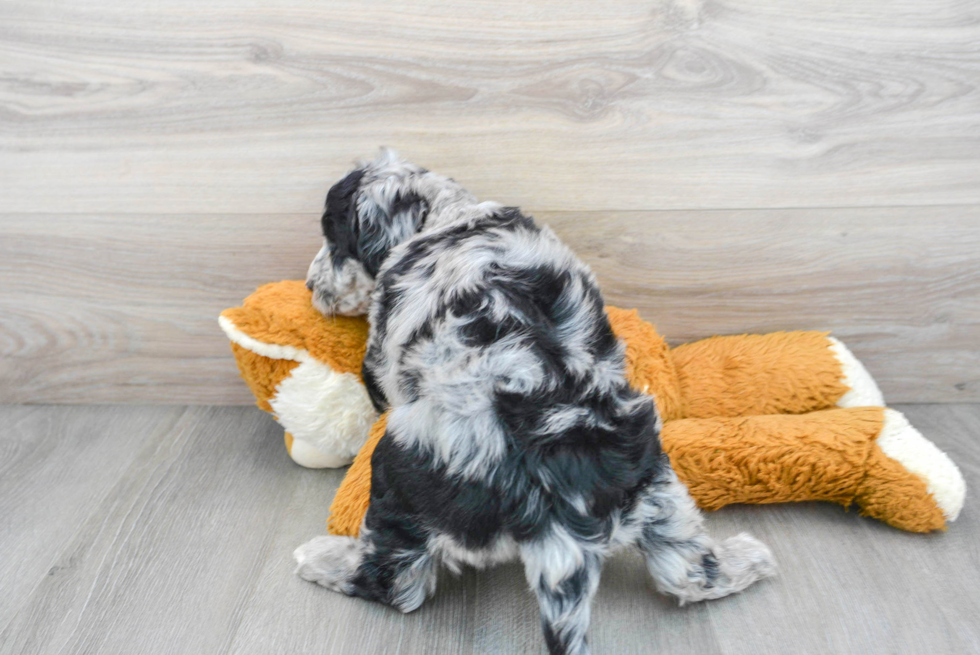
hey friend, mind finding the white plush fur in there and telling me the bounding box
[218,315,378,468]
[270,359,378,467]
[878,409,966,521]
[828,337,885,407]
[287,438,351,468]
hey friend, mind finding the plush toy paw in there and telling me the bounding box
[284,432,354,468]
[855,409,966,529]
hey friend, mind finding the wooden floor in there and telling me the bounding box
[0,403,976,655]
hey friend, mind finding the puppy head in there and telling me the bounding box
[307,149,430,316]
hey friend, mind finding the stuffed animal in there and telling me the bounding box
[220,280,965,533]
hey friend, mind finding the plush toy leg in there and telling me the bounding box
[327,413,390,537]
[662,407,965,532]
[670,331,882,419]
[857,409,965,528]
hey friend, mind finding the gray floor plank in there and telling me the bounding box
[0,403,976,654]
[227,468,481,655]
[0,406,298,655]
[0,405,182,634]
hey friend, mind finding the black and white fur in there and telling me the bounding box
[297,150,776,655]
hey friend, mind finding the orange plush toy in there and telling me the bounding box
[221,281,966,534]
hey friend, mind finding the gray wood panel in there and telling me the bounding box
[0,403,977,654]
[0,406,297,655]
[2,208,978,404]
[1,0,979,214]
[0,405,182,632]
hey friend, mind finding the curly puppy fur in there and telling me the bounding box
[298,150,776,655]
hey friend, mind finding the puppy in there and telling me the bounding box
[296,150,775,655]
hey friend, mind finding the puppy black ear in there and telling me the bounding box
[321,169,366,267]
[355,190,429,276]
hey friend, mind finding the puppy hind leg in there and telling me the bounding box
[637,471,776,605]
[294,534,363,595]
[521,528,603,655]
[294,526,436,613]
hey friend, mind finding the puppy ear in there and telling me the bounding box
[355,190,429,276]
[322,169,366,266]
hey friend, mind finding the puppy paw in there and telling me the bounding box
[294,535,361,593]
[717,533,777,589]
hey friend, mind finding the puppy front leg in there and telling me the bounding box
[294,523,435,613]
[521,527,603,655]
[636,470,776,604]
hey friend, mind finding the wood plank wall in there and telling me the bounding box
[1,0,978,403]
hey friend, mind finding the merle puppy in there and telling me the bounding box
[296,151,775,655]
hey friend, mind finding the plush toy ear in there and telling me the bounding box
[220,280,378,468]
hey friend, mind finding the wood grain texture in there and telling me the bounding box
[227,469,486,655]
[1,0,979,214]
[0,405,182,632]
[0,406,298,655]
[0,403,977,654]
[2,208,977,404]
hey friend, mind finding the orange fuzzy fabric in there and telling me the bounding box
[856,443,947,532]
[671,332,849,419]
[605,307,684,421]
[221,280,369,379]
[328,412,389,536]
[663,408,886,510]
[665,408,945,533]
[229,343,300,412]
